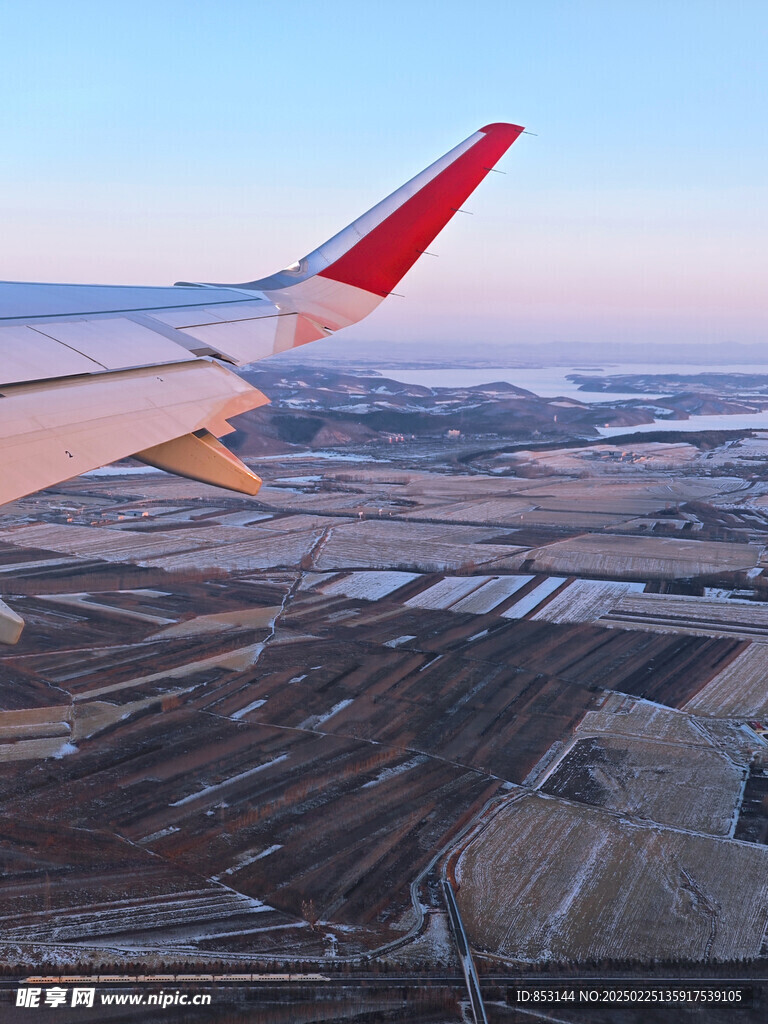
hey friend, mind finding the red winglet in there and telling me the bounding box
[317,123,525,297]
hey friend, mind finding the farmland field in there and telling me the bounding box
[540,733,745,834]
[4,386,768,980]
[456,794,768,962]
[683,644,768,716]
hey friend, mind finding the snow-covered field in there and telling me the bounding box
[457,793,768,963]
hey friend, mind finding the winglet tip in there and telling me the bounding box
[479,122,526,137]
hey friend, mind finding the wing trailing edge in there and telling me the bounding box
[0,362,268,509]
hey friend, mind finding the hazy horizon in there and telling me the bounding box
[271,336,768,368]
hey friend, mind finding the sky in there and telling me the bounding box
[2,0,767,358]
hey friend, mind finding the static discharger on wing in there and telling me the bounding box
[0,123,526,642]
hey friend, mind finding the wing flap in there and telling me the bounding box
[0,299,290,386]
[135,430,262,496]
[0,324,105,385]
[0,361,268,506]
[31,317,191,370]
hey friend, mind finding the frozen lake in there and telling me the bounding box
[383,364,768,436]
[598,412,768,437]
[384,364,768,404]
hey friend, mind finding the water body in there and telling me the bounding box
[383,366,649,401]
[385,364,768,404]
[84,465,162,477]
[598,413,768,437]
[384,364,768,436]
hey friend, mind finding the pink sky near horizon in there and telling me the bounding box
[3,2,767,354]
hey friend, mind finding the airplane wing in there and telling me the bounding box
[0,122,525,641]
[0,123,524,512]
[0,121,524,520]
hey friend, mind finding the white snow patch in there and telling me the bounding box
[252,843,283,861]
[336,403,374,413]
[259,451,383,462]
[362,756,428,788]
[298,572,338,592]
[53,741,78,758]
[274,475,323,485]
[248,643,266,664]
[501,577,568,619]
[300,699,353,730]
[170,755,288,806]
[450,575,534,614]
[218,845,283,876]
[231,699,267,720]
[405,576,490,610]
[140,826,181,844]
[83,466,162,477]
[531,578,645,625]
[322,570,420,600]
[383,635,417,648]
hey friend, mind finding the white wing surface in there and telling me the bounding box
[0,123,524,509]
